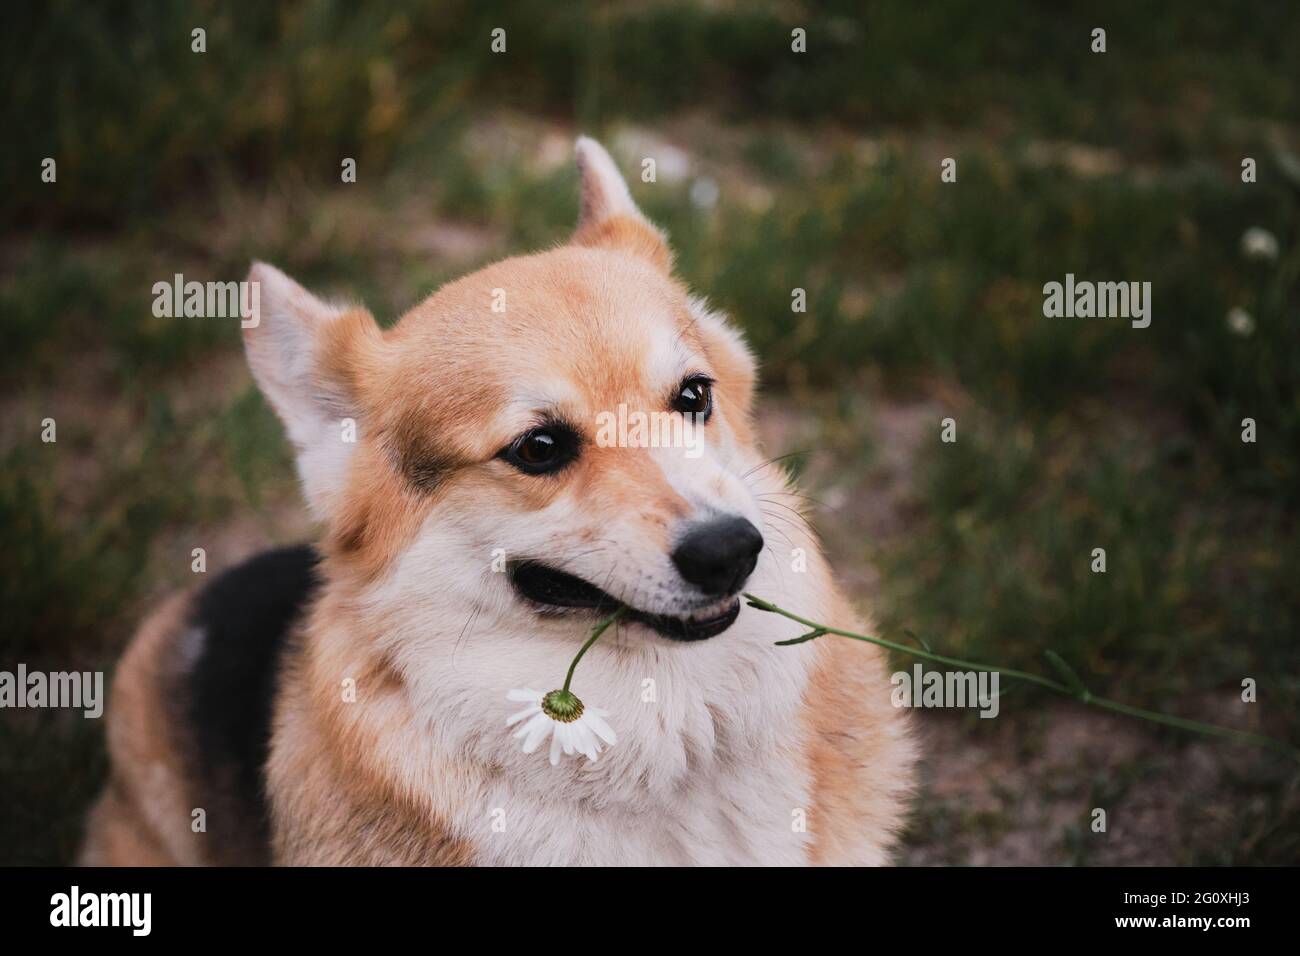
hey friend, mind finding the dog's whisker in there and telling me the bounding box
[757,489,836,512]
[741,449,819,482]
[452,603,484,662]
[759,501,818,537]
[758,514,796,549]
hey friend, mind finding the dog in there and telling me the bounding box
[80,137,916,866]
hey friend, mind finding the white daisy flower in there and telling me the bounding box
[506,688,617,766]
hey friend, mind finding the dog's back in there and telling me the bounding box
[80,546,319,866]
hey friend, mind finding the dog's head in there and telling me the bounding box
[245,138,780,642]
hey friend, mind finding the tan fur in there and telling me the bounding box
[573,213,673,273]
[803,594,917,864]
[266,602,475,866]
[328,440,431,581]
[80,779,177,866]
[80,593,202,866]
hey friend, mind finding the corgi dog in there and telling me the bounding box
[80,138,916,866]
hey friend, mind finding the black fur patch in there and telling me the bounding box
[186,545,321,853]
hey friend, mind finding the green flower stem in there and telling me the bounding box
[744,593,1300,764]
[562,605,627,694]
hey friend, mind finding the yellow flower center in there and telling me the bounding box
[541,689,585,722]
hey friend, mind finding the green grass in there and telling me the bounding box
[2,0,1298,864]
[872,413,1299,698]
[7,1,1299,229]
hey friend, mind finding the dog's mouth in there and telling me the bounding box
[509,561,740,641]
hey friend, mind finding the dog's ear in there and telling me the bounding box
[572,136,672,273]
[243,262,382,520]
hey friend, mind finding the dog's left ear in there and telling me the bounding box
[572,136,672,273]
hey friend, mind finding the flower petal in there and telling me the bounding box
[520,714,552,754]
[574,723,600,762]
[511,711,542,738]
[559,723,579,754]
[506,704,540,727]
[583,710,617,746]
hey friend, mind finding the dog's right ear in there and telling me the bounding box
[243,262,382,520]
[572,136,672,273]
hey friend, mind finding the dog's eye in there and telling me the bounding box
[672,377,714,418]
[501,426,577,475]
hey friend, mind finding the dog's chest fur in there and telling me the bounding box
[465,640,815,865]
[392,628,817,865]
[466,748,812,866]
[316,555,826,866]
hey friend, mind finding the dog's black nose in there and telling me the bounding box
[671,516,764,596]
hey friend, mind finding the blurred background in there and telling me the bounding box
[2,1,1298,865]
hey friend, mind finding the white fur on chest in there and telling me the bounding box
[361,538,824,866]
[467,744,812,866]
